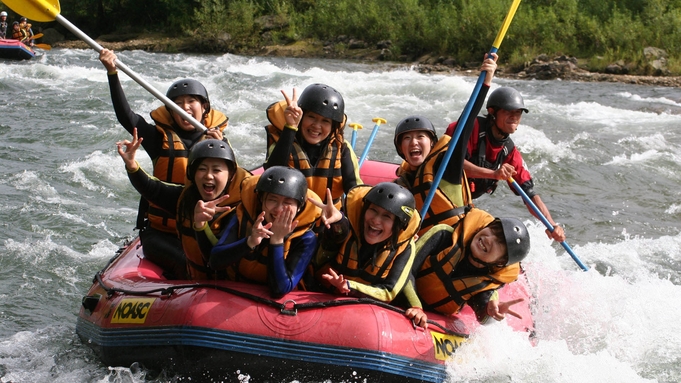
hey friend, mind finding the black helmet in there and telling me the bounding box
[12,21,19,26]
[363,182,416,229]
[19,17,27,22]
[499,217,530,266]
[186,139,236,182]
[166,79,211,112]
[487,87,529,113]
[297,83,345,123]
[393,115,438,159]
[256,166,308,207]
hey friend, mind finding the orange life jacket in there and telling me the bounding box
[415,208,520,315]
[265,100,355,206]
[318,185,421,287]
[145,106,229,233]
[178,167,252,280]
[397,135,473,236]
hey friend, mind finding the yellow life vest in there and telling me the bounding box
[398,134,473,236]
[145,106,229,233]
[415,208,520,315]
[177,167,252,280]
[320,185,421,286]
[265,100,349,205]
[230,175,322,284]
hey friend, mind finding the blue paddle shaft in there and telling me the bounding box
[419,47,499,219]
[509,178,589,271]
[358,124,380,168]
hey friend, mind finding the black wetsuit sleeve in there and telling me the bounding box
[321,216,351,249]
[468,289,495,322]
[312,216,350,270]
[442,84,491,184]
[127,166,182,216]
[107,73,162,159]
[264,126,296,169]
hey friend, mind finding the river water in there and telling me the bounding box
[1,48,680,383]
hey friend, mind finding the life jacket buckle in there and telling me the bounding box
[281,299,298,316]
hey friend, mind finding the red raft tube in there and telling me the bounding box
[0,39,35,60]
[76,160,535,382]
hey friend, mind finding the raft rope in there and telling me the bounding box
[90,245,465,337]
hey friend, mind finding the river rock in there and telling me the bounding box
[643,47,669,75]
[517,54,581,80]
[40,28,65,45]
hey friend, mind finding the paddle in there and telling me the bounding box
[34,43,51,50]
[348,122,362,150]
[358,117,387,168]
[31,32,43,39]
[419,0,521,219]
[1,0,208,132]
[509,177,589,271]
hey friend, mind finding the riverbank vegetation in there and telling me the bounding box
[55,0,681,75]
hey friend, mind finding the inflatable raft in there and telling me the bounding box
[0,39,35,60]
[76,160,535,382]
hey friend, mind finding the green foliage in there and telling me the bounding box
[58,0,681,75]
[192,0,259,40]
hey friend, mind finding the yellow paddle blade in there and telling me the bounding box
[34,43,51,50]
[492,0,522,49]
[32,32,44,39]
[1,0,61,22]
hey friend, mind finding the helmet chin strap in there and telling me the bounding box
[468,250,505,270]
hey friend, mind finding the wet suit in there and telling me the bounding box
[107,73,214,279]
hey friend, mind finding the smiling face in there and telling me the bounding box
[469,226,507,268]
[399,131,434,169]
[261,193,299,223]
[363,203,396,245]
[300,111,333,145]
[194,158,231,201]
[491,108,524,136]
[170,94,207,132]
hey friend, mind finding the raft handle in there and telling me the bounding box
[281,299,297,316]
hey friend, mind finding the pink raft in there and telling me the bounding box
[76,160,534,382]
[0,39,35,60]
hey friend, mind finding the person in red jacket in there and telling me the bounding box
[445,86,565,242]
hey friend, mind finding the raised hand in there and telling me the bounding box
[486,298,524,321]
[247,211,274,249]
[321,268,351,294]
[193,194,232,230]
[116,127,143,171]
[269,207,298,245]
[204,127,224,140]
[99,48,117,72]
[482,52,498,86]
[307,188,343,228]
[281,88,303,128]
